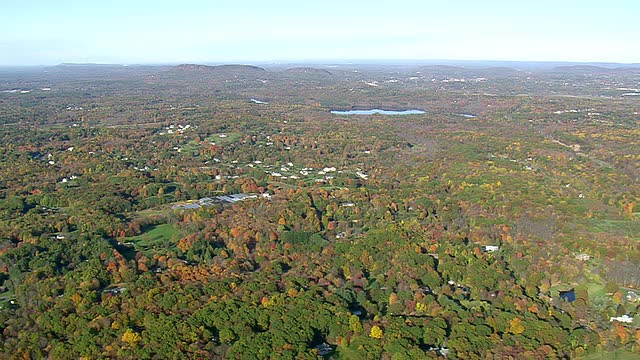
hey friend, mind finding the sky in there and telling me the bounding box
[0,0,638,65]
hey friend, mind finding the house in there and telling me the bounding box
[575,253,591,261]
[610,315,633,323]
[626,291,638,302]
[182,203,201,210]
[103,287,127,295]
[428,347,450,357]
[482,245,499,253]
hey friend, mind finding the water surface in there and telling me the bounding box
[331,109,425,115]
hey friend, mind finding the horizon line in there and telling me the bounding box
[1,58,639,68]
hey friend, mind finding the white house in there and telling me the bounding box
[482,245,500,253]
[610,315,634,323]
[575,253,591,261]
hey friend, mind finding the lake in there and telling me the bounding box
[331,109,425,115]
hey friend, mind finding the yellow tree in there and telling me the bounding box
[508,318,525,334]
[121,328,141,346]
[623,201,636,220]
[370,325,384,339]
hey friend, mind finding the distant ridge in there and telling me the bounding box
[174,64,265,72]
[549,65,640,75]
[552,65,613,72]
[481,66,520,73]
[285,67,332,75]
[411,64,520,76]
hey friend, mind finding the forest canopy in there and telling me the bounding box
[0,63,638,358]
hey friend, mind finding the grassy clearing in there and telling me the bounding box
[125,224,179,252]
[588,219,640,240]
[179,132,243,155]
[580,348,639,360]
[586,282,606,298]
[206,132,242,145]
[549,282,607,302]
[135,207,173,217]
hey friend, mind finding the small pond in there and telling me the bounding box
[331,109,425,115]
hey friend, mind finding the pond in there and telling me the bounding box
[331,108,425,115]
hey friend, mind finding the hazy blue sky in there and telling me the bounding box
[1,0,638,65]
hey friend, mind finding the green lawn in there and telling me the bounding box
[206,132,242,145]
[586,282,606,298]
[125,224,179,253]
[548,282,607,302]
[588,219,640,240]
[178,132,242,155]
[136,207,173,217]
[580,349,640,360]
